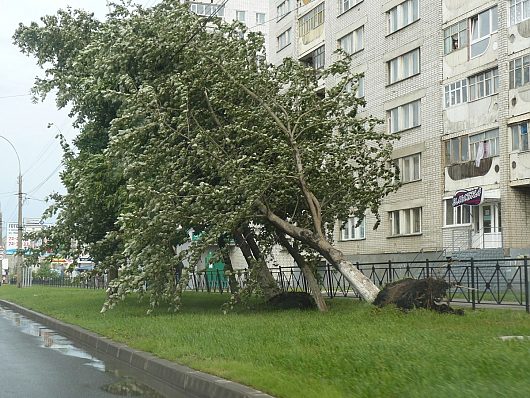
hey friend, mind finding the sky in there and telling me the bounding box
[0,1,160,237]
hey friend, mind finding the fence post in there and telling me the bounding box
[326,263,334,298]
[204,272,211,293]
[471,258,476,310]
[278,266,284,291]
[524,256,530,314]
[388,260,393,284]
[216,269,223,294]
[426,259,430,279]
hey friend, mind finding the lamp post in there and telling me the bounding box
[0,136,23,288]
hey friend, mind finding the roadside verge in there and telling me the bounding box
[0,299,274,398]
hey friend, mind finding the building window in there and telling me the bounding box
[510,0,530,25]
[256,13,266,25]
[396,153,421,183]
[236,10,246,23]
[509,54,530,89]
[470,6,498,58]
[340,216,366,240]
[344,75,365,98]
[299,3,325,38]
[512,122,529,151]
[277,28,292,50]
[469,68,499,101]
[277,0,292,19]
[443,20,468,55]
[388,48,420,84]
[445,200,471,226]
[444,136,469,165]
[388,100,421,133]
[388,0,420,34]
[469,129,499,161]
[444,79,467,108]
[190,2,224,17]
[339,0,361,15]
[301,45,325,70]
[389,207,422,236]
[338,26,364,54]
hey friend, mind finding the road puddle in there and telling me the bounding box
[0,307,165,397]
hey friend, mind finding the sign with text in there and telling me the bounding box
[452,187,483,207]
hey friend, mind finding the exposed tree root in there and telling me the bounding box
[374,278,464,315]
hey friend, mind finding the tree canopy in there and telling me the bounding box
[15,0,398,311]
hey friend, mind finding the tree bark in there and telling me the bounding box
[233,226,280,299]
[256,200,380,303]
[275,230,328,312]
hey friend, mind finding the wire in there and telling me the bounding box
[0,94,31,100]
[26,163,63,195]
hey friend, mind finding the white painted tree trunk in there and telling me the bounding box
[335,259,379,303]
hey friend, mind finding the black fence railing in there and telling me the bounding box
[9,257,529,312]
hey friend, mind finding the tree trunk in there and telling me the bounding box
[275,231,327,312]
[233,227,280,299]
[256,201,380,303]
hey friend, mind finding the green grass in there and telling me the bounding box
[1,286,529,398]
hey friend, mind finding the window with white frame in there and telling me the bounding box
[299,3,325,38]
[396,153,421,183]
[509,54,530,89]
[344,75,365,98]
[236,10,246,23]
[470,6,498,58]
[388,100,421,133]
[469,129,499,161]
[445,200,471,226]
[444,79,467,108]
[339,0,362,15]
[444,135,469,165]
[190,2,224,17]
[388,48,420,84]
[256,13,266,25]
[277,28,292,50]
[510,0,530,25]
[277,0,292,19]
[469,68,499,101]
[512,121,529,151]
[338,26,364,54]
[388,0,420,34]
[301,45,325,70]
[443,20,468,55]
[389,207,422,236]
[340,216,366,240]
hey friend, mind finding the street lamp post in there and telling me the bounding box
[0,136,23,288]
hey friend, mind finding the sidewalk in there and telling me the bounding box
[0,299,274,398]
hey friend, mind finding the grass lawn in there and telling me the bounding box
[1,285,529,398]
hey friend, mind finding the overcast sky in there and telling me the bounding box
[0,1,160,237]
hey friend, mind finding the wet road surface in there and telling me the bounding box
[0,307,165,398]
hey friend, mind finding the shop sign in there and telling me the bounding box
[452,187,483,207]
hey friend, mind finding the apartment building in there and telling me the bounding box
[270,0,530,262]
[185,0,270,51]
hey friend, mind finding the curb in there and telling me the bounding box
[0,300,274,398]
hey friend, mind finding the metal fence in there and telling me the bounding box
[9,257,529,312]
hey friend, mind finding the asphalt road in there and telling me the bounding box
[0,311,158,398]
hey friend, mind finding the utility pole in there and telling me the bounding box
[0,136,23,287]
[17,174,23,288]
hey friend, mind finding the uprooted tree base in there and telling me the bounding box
[267,292,317,310]
[374,278,464,315]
